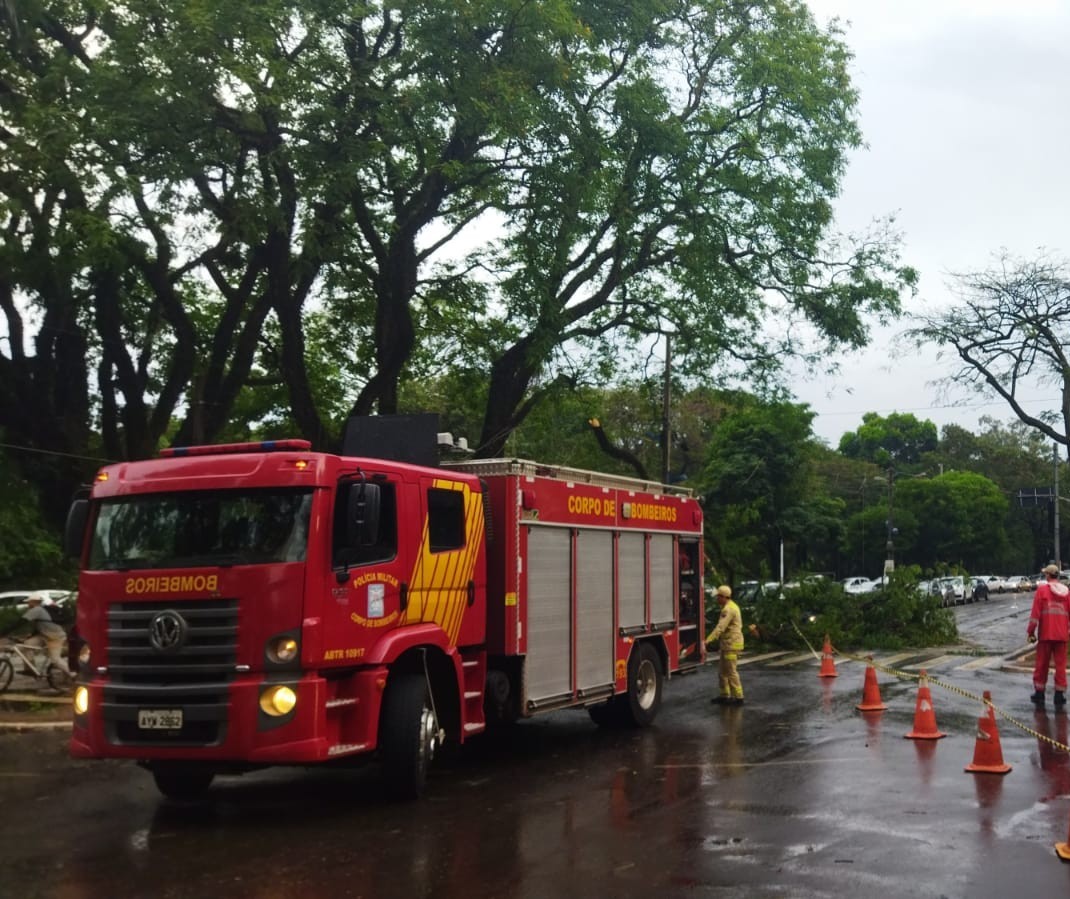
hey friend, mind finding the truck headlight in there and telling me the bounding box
[74,686,89,715]
[259,685,297,717]
[268,637,298,664]
[78,643,91,666]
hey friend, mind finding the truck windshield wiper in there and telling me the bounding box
[103,557,159,571]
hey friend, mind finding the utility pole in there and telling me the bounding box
[884,467,896,585]
[661,333,671,485]
[1056,442,1062,569]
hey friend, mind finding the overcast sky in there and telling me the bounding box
[793,0,1070,446]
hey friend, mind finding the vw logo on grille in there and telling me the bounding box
[149,610,187,653]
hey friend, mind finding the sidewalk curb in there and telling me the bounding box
[0,691,72,705]
[0,720,72,731]
[0,688,74,729]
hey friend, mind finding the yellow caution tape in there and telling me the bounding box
[792,622,1070,754]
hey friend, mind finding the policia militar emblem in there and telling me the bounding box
[148,610,188,653]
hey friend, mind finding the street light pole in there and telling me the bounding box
[661,333,671,485]
[884,467,897,585]
[1055,442,1062,570]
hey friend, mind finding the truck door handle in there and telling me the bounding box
[400,583,408,612]
[467,580,476,607]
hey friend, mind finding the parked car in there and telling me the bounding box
[13,589,75,617]
[971,578,990,602]
[841,576,875,595]
[972,575,1004,594]
[936,576,966,606]
[0,590,39,608]
[1005,575,1035,592]
[1,588,72,610]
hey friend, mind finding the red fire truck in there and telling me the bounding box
[64,417,705,799]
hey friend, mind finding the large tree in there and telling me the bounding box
[2,0,914,529]
[838,411,938,468]
[907,253,1070,460]
[474,0,916,454]
[700,398,834,581]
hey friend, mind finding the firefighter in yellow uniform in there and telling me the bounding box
[706,585,745,705]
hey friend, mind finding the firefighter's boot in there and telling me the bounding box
[1055,691,1067,709]
[1032,690,1046,707]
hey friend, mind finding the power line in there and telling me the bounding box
[0,442,115,464]
[811,396,1059,419]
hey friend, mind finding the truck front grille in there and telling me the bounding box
[103,599,238,746]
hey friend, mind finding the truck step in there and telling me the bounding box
[463,722,485,734]
[462,659,480,668]
[327,742,369,757]
[464,690,482,700]
[326,697,359,708]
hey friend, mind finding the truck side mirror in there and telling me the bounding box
[64,499,89,559]
[347,482,381,546]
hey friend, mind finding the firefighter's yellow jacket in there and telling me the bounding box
[707,599,744,651]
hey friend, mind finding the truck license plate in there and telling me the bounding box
[138,709,183,730]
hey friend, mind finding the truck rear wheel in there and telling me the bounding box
[621,642,663,727]
[151,765,214,800]
[381,673,440,799]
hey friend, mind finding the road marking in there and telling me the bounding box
[955,655,1003,670]
[873,652,922,667]
[656,758,871,770]
[904,654,958,669]
[767,653,817,667]
[737,651,793,666]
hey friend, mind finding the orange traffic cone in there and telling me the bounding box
[818,635,838,678]
[1056,807,1070,861]
[904,671,946,740]
[855,661,887,711]
[1052,804,1070,860]
[964,691,1012,774]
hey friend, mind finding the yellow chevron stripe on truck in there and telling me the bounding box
[406,479,485,643]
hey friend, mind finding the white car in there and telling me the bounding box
[841,576,872,595]
[936,576,966,606]
[973,575,1004,593]
[1004,575,1034,592]
[6,589,74,611]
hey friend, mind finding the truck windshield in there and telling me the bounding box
[87,488,313,571]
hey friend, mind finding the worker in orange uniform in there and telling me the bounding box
[706,585,745,706]
[1028,564,1070,708]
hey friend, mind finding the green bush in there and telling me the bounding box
[0,607,20,634]
[743,567,956,651]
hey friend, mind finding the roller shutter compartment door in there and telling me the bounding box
[618,532,646,629]
[575,530,613,691]
[650,534,674,624]
[524,526,572,701]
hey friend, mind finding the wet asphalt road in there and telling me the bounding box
[3,592,1070,899]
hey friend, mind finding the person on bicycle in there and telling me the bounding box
[4,593,66,674]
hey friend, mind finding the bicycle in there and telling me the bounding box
[0,639,75,693]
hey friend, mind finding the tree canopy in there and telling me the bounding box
[1,0,914,529]
[907,252,1070,460]
[838,411,938,467]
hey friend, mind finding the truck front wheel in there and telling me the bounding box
[381,673,440,799]
[622,642,663,727]
[151,764,214,801]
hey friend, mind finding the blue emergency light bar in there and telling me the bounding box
[158,439,312,458]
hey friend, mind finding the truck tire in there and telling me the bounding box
[381,673,440,800]
[621,642,663,728]
[151,765,215,800]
